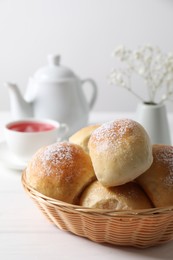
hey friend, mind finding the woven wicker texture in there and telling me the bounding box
[22,172,173,248]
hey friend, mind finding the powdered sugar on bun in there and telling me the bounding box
[26,142,96,203]
[137,144,173,207]
[80,181,153,210]
[69,124,100,153]
[88,119,153,187]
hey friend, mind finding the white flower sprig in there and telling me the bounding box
[109,45,173,104]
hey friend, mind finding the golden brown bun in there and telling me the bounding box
[26,142,96,204]
[69,124,100,153]
[88,119,153,187]
[80,181,153,210]
[137,144,173,207]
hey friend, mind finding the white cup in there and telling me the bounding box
[4,118,68,161]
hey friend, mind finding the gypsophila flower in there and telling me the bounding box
[109,45,173,104]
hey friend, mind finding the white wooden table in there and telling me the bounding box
[0,111,173,260]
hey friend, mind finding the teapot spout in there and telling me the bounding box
[6,82,33,119]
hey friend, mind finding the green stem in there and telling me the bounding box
[126,87,144,102]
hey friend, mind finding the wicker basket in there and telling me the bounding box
[21,171,173,248]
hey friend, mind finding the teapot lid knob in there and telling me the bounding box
[33,54,76,81]
[48,54,60,66]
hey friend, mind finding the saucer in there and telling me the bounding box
[0,141,27,170]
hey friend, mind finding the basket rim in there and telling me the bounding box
[21,170,173,216]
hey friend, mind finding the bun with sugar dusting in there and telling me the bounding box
[25,142,96,204]
[88,119,153,187]
[137,144,173,207]
[80,180,153,210]
[69,124,100,153]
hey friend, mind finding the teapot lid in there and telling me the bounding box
[33,55,76,81]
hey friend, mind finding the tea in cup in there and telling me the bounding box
[4,118,68,161]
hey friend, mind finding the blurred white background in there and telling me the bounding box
[0,0,173,112]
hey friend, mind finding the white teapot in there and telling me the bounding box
[6,55,97,136]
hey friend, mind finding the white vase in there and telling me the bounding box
[136,102,171,145]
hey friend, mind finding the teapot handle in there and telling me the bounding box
[81,78,97,110]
